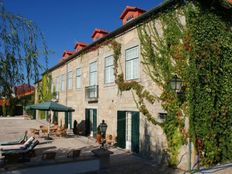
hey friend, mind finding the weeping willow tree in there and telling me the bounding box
[0,2,48,115]
[0,2,48,99]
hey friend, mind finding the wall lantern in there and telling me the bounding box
[170,75,183,93]
[99,120,107,138]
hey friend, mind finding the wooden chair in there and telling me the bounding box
[40,126,48,136]
[55,128,67,137]
[30,128,40,137]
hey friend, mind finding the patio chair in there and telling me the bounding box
[40,125,48,136]
[2,140,39,163]
[55,128,67,137]
[30,128,40,137]
[0,137,35,151]
[0,131,28,146]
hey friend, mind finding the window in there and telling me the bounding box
[55,77,59,92]
[61,74,65,91]
[89,61,97,86]
[76,68,81,89]
[104,55,114,84]
[126,15,134,23]
[125,46,139,80]
[68,71,72,90]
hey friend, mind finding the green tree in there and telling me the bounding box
[0,2,48,103]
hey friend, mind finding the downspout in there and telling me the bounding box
[65,63,68,106]
[65,62,70,130]
[188,137,192,172]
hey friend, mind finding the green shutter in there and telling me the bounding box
[85,109,90,136]
[65,112,69,128]
[131,112,140,153]
[117,111,126,148]
[93,109,97,137]
[69,112,72,129]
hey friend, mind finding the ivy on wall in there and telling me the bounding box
[137,5,190,166]
[111,0,232,167]
[37,73,54,119]
[188,1,232,165]
[110,41,161,126]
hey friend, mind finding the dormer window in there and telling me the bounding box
[91,29,109,41]
[74,42,88,52]
[120,6,146,25]
[126,15,134,23]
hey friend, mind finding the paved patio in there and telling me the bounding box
[0,117,229,174]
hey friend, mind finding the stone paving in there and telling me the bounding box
[1,117,231,174]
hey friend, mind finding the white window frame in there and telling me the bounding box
[55,77,59,92]
[61,74,65,91]
[68,71,72,90]
[125,46,139,80]
[89,61,97,86]
[76,68,81,89]
[104,55,114,84]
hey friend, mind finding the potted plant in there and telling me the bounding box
[96,126,102,144]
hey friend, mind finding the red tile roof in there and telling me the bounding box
[74,42,88,49]
[91,29,109,38]
[15,84,35,97]
[120,6,146,20]
[0,99,9,106]
[62,50,74,58]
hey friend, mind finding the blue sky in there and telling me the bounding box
[4,0,163,69]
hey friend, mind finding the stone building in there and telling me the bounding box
[35,0,184,165]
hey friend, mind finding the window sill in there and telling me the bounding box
[103,82,115,88]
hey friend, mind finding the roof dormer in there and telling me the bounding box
[60,50,74,62]
[120,6,146,25]
[62,50,74,58]
[74,42,88,52]
[91,29,109,41]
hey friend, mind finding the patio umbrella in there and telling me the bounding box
[26,101,75,112]
[26,101,75,140]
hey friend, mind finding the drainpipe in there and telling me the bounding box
[188,137,192,172]
[65,63,68,106]
[65,63,70,130]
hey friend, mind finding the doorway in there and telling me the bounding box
[85,109,97,137]
[117,111,140,153]
[65,112,72,129]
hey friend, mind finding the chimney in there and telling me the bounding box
[91,28,109,41]
[120,6,146,25]
[74,42,88,52]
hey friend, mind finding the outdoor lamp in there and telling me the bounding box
[99,122,107,135]
[170,75,182,93]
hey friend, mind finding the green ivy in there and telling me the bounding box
[137,0,232,167]
[188,2,232,165]
[110,0,232,167]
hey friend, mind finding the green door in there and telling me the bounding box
[85,109,90,136]
[69,112,72,129]
[85,109,97,137]
[65,112,69,128]
[93,109,97,137]
[117,111,126,148]
[131,112,140,153]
